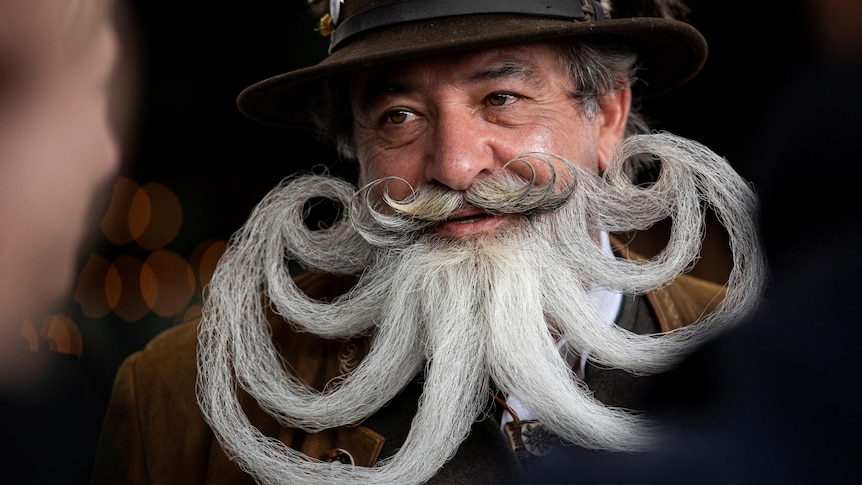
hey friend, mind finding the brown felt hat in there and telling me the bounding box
[237,0,707,128]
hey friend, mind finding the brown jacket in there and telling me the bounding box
[91,260,726,484]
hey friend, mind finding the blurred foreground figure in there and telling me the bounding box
[94,1,768,484]
[0,0,135,483]
[0,0,122,340]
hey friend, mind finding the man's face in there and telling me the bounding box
[348,41,625,238]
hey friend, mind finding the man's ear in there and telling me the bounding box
[596,87,631,172]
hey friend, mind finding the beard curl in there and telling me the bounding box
[196,132,766,485]
[530,133,766,375]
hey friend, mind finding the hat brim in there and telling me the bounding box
[237,15,707,128]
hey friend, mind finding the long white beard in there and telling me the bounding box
[197,133,766,484]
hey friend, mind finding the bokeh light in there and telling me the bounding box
[100,177,140,246]
[140,250,195,317]
[190,239,228,297]
[20,320,39,352]
[40,314,83,357]
[110,255,149,323]
[49,177,228,346]
[133,183,182,250]
[74,254,114,318]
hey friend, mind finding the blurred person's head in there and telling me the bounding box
[0,0,129,336]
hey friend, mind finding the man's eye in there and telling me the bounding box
[487,93,517,107]
[382,109,414,125]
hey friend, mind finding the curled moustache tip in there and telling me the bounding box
[380,177,418,212]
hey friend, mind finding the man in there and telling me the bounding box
[92,1,766,483]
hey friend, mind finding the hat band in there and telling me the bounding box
[329,0,606,53]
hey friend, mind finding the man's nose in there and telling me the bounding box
[425,111,496,191]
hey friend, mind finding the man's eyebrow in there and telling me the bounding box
[354,74,414,115]
[465,61,542,86]
[353,59,543,114]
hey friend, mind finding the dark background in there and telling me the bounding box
[5,1,812,484]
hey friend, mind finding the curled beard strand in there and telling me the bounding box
[482,238,657,452]
[270,174,373,275]
[200,225,428,432]
[375,243,493,478]
[536,133,766,373]
[199,239,494,484]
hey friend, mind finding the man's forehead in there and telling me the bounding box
[349,41,560,91]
